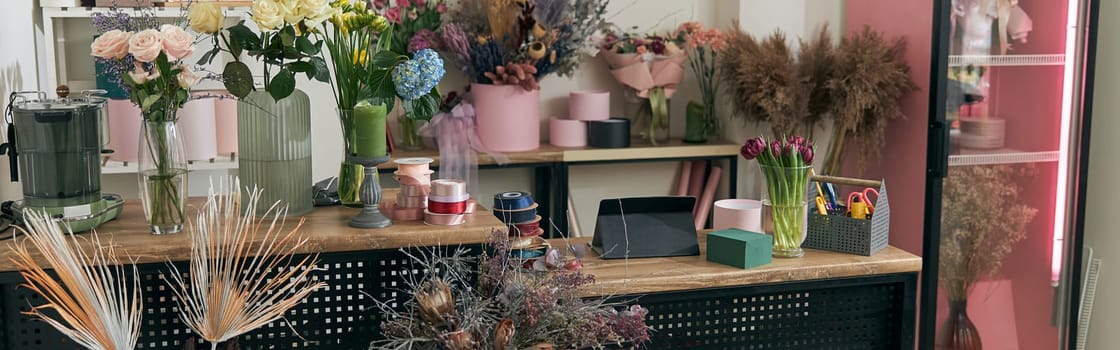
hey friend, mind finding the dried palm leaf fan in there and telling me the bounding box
[9,210,143,350]
[164,178,327,350]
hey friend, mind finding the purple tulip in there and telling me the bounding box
[770,140,783,159]
[787,135,805,146]
[799,144,814,164]
[740,137,766,160]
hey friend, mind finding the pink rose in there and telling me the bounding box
[160,24,195,61]
[91,29,132,59]
[412,0,425,7]
[128,29,164,63]
[176,64,200,89]
[395,0,409,7]
[435,3,446,13]
[385,7,401,23]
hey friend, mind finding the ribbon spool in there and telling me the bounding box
[395,171,434,185]
[424,210,467,226]
[431,179,467,197]
[493,191,535,211]
[394,157,434,177]
[587,118,631,148]
[508,215,542,236]
[493,202,538,224]
[429,199,468,214]
[397,195,428,209]
[380,202,426,221]
[398,183,431,197]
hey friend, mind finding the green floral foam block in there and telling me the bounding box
[706,228,772,269]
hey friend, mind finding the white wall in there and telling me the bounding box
[11,0,845,236]
[0,0,41,202]
[1083,0,1120,347]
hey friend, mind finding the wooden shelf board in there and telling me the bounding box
[377,139,738,170]
[560,232,921,297]
[0,188,504,272]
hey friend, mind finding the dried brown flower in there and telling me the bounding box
[719,24,799,138]
[822,25,917,175]
[417,278,458,327]
[939,165,1038,302]
[483,63,541,90]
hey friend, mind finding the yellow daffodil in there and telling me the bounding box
[352,49,367,65]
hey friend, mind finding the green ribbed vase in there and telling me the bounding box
[237,90,314,216]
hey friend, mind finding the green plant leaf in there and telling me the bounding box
[280,25,296,46]
[223,61,254,98]
[402,89,441,121]
[227,21,259,51]
[367,68,395,100]
[269,68,296,101]
[155,53,172,78]
[371,51,404,69]
[296,36,318,55]
[141,94,162,110]
[310,57,330,82]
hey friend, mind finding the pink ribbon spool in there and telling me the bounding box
[394,157,434,177]
[549,118,587,148]
[568,90,610,121]
[424,210,467,226]
[396,195,428,209]
[431,179,467,198]
[395,171,433,185]
[381,202,426,221]
[398,184,431,197]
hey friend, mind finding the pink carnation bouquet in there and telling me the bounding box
[597,29,687,145]
[676,21,725,140]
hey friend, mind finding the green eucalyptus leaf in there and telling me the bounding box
[269,68,296,101]
[310,57,330,82]
[223,61,254,98]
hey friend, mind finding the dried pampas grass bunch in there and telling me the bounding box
[165,178,326,350]
[9,210,143,350]
[719,24,800,138]
[822,26,917,175]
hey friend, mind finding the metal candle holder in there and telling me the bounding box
[348,154,392,229]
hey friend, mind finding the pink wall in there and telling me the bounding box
[843,0,931,256]
[846,1,1066,349]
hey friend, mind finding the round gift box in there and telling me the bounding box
[550,118,588,148]
[568,90,610,121]
[587,118,631,148]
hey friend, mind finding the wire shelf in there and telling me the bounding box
[949,54,1066,67]
[949,149,1060,167]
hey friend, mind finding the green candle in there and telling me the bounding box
[354,101,388,157]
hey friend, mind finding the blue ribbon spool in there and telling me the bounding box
[493,203,538,224]
[510,249,545,259]
[493,191,535,211]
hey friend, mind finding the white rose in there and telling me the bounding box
[176,64,201,89]
[279,0,302,25]
[251,0,284,31]
[188,2,223,34]
[128,29,163,63]
[301,0,337,30]
[160,24,195,61]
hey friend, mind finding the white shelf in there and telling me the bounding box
[101,157,238,175]
[949,54,1065,67]
[949,149,1060,167]
[43,6,249,19]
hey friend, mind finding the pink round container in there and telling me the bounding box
[549,118,587,148]
[568,90,610,121]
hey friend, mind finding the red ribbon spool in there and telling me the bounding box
[508,215,542,237]
[428,200,467,214]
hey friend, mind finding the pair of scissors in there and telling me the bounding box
[814,196,828,215]
[846,188,880,215]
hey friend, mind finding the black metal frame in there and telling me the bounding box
[604,272,917,349]
[921,0,1101,348]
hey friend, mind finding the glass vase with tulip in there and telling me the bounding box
[740,136,815,257]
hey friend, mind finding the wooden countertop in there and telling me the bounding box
[560,233,922,297]
[0,189,504,273]
[377,139,740,169]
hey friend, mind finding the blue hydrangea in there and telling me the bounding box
[392,49,445,101]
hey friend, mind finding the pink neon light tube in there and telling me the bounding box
[1053,0,1080,286]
